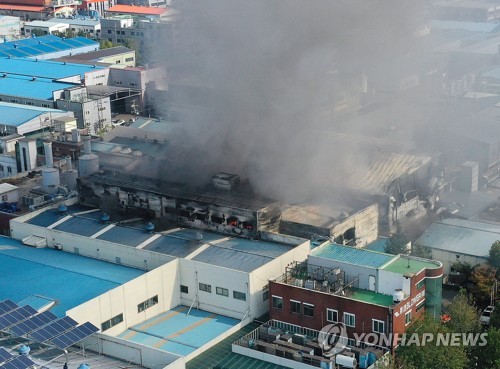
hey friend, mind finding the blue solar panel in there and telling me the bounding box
[10,311,57,336]
[51,322,99,349]
[0,306,37,330]
[0,301,18,316]
[0,348,12,363]
[0,354,35,369]
[30,316,77,342]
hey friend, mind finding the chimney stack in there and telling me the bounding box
[43,141,53,167]
[83,135,92,155]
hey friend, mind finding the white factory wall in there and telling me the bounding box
[0,155,17,178]
[10,219,174,270]
[249,240,310,319]
[84,68,111,86]
[82,334,185,369]
[378,269,404,296]
[429,248,487,275]
[67,259,180,336]
[179,258,250,320]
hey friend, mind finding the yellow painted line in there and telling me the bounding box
[122,330,138,340]
[136,306,189,331]
[153,313,217,349]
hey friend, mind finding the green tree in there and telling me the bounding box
[30,28,46,37]
[411,243,431,259]
[489,240,500,269]
[446,289,481,334]
[473,327,500,369]
[396,315,468,369]
[385,226,409,255]
[491,308,500,328]
[99,39,114,49]
[468,263,497,305]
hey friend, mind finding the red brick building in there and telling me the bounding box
[269,243,443,350]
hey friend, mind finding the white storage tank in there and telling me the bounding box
[60,170,78,190]
[335,354,357,368]
[393,289,405,303]
[42,167,60,194]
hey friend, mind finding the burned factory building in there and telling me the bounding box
[77,171,282,239]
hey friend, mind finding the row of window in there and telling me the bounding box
[181,284,247,301]
[106,29,145,37]
[271,296,395,333]
[101,313,123,332]
[137,295,158,313]
[0,165,12,173]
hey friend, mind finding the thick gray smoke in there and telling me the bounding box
[163,0,431,202]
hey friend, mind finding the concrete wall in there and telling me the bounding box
[67,260,180,336]
[332,202,379,247]
[378,270,404,296]
[83,334,185,369]
[0,155,17,178]
[10,218,175,270]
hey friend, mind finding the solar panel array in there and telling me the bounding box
[0,354,35,369]
[0,301,17,316]
[10,311,57,337]
[0,306,38,330]
[0,299,99,352]
[51,322,99,350]
[0,348,12,362]
[30,316,78,343]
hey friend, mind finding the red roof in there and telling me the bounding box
[106,4,168,16]
[82,0,107,3]
[0,3,45,11]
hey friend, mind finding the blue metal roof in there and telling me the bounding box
[0,35,98,59]
[0,57,103,80]
[312,242,396,268]
[0,74,73,100]
[54,216,108,237]
[416,218,500,257]
[0,238,143,317]
[0,102,67,127]
[97,226,154,246]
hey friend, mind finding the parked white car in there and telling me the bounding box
[480,305,495,325]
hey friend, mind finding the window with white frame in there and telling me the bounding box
[327,308,338,323]
[272,295,283,310]
[405,311,412,325]
[199,283,211,293]
[372,319,385,334]
[303,303,314,317]
[216,287,229,297]
[344,312,355,327]
[290,300,301,314]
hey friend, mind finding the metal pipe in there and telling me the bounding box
[43,141,53,167]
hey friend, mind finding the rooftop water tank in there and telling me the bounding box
[18,345,30,356]
[393,289,405,303]
[60,170,78,191]
[78,154,99,177]
[335,354,357,368]
[100,213,110,223]
[57,204,67,214]
[42,167,60,194]
[145,222,155,233]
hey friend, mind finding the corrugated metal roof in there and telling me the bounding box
[347,152,431,194]
[0,183,17,194]
[97,225,155,246]
[0,35,98,60]
[54,216,108,237]
[0,102,69,127]
[430,20,500,33]
[0,4,45,12]
[312,242,396,268]
[416,218,500,257]
[0,238,143,317]
[192,246,273,273]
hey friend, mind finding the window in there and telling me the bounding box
[326,308,338,323]
[180,285,188,294]
[115,257,121,264]
[41,104,50,108]
[199,283,211,293]
[74,247,79,254]
[416,279,425,290]
[416,300,425,312]
[263,291,269,301]
[303,303,314,317]
[0,165,3,171]
[344,312,355,327]
[290,300,301,314]
[7,167,11,173]
[125,57,134,62]
[233,291,246,301]
[216,287,228,297]
[101,313,123,331]
[272,295,283,310]
[405,311,412,326]
[138,295,158,312]
[373,319,385,334]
